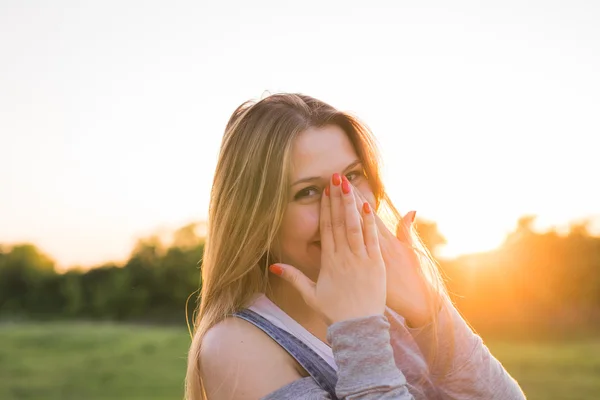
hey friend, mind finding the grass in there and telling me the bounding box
[0,322,189,400]
[486,338,600,400]
[0,322,599,399]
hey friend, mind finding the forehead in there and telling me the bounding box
[290,125,359,179]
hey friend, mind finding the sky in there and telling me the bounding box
[1,1,599,270]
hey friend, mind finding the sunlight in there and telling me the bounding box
[432,215,513,259]
[438,229,505,258]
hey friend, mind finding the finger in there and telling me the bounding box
[319,184,335,254]
[396,211,416,244]
[375,215,392,241]
[352,189,391,240]
[351,186,370,212]
[329,173,347,249]
[350,184,366,233]
[341,176,365,255]
[350,187,365,232]
[352,188,377,238]
[269,264,317,307]
[361,202,381,259]
[403,211,417,226]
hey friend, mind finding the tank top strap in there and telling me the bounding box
[233,308,338,399]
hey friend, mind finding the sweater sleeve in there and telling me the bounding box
[262,314,415,400]
[405,300,527,399]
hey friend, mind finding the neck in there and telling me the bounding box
[267,276,329,344]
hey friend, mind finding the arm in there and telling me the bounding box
[403,300,526,399]
[263,314,415,400]
[201,314,415,400]
[347,186,525,398]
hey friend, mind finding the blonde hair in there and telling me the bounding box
[185,93,452,399]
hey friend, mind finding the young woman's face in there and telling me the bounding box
[273,124,375,281]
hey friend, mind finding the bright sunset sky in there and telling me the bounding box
[1,1,599,270]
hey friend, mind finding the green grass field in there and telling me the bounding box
[0,322,598,400]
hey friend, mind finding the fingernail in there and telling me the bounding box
[363,202,371,214]
[341,176,350,194]
[269,264,284,276]
[409,211,416,223]
[332,173,341,186]
[325,185,330,196]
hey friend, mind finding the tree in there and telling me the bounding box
[0,244,57,315]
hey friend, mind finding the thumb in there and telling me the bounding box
[269,263,316,306]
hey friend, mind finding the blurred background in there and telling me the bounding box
[1,1,599,399]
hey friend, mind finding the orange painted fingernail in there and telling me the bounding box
[363,202,371,214]
[269,264,284,276]
[410,211,416,223]
[325,185,330,196]
[332,173,341,186]
[341,176,350,194]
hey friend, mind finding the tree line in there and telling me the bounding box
[1,217,599,336]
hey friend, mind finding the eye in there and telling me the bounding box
[345,169,364,182]
[294,186,320,200]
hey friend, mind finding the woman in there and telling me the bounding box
[185,93,526,399]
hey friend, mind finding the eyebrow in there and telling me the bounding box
[291,159,362,187]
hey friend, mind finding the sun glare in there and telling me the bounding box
[438,230,505,259]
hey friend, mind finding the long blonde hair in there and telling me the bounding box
[185,93,451,399]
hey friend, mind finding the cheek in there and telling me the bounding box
[277,205,320,253]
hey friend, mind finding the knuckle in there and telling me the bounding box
[347,224,362,236]
[287,271,298,285]
[352,246,367,257]
[331,217,345,228]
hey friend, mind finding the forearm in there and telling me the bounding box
[406,300,526,399]
[262,315,415,400]
[330,314,415,399]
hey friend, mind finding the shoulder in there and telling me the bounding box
[200,316,305,399]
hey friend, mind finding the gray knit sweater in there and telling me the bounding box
[262,301,526,399]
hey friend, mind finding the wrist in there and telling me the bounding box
[327,309,386,326]
[404,312,434,329]
[391,295,443,328]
